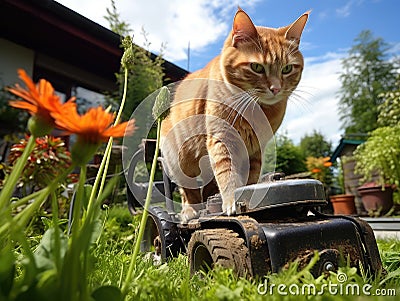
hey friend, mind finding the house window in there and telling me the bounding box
[72,86,107,114]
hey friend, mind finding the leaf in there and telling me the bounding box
[34,227,68,271]
[36,269,58,299]
[0,246,16,298]
[96,176,119,205]
[82,184,93,210]
[91,285,122,301]
[41,217,52,230]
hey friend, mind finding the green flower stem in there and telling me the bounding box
[71,166,86,238]
[15,166,74,224]
[115,67,128,125]
[122,118,161,298]
[97,138,112,200]
[10,189,43,209]
[0,135,35,211]
[85,138,112,220]
[13,185,51,228]
[14,224,37,273]
[60,165,87,301]
[85,67,128,218]
[0,189,45,231]
[51,191,61,273]
[0,165,74,238]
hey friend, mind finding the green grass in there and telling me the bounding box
[85,204,400,301]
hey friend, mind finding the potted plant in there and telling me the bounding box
[306,156,357,215]
[354,125,400,216]
[330,194,357,215]
[357,182,394,216]
[329,158,357,215]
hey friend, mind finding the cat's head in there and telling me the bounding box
[221,8,309,106]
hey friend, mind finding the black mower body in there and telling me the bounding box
[126,140,384,278]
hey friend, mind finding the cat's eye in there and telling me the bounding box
[282,64,293,75]
[250,63,265,74]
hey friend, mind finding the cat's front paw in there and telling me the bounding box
[222,198,236,216]
[180,204,199,223]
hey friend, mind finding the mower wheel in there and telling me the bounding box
[188,228,251,277]
[141,206,183,260]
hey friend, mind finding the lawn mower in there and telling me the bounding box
[125,139,384,278]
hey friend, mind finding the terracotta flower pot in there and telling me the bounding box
[330,194,357,215]
[357,183,394,215]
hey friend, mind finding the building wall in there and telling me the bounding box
[0,38,113,111]
[0,38,34,86]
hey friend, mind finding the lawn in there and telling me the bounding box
[84,204,399,301]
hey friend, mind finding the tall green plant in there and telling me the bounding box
[354,75,400,188]
[354,125,400,188]
[104,0,165,121]
[0,37,134,301]
[378,75,400,127]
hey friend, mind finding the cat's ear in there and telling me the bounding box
[232,7,258,47]
[285,11,310,43]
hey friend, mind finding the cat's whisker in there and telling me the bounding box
[222,90,258,128]
[223,96,249,123]
[288,91,313,113]
[230,94,253,125]
[292,89,314,101]
[233,94,255,126]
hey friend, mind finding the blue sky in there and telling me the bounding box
[184,0,399,72]
[56,0,400,147]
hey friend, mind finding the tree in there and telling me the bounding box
[338,30,398,134]
[104,0,131,37]
[299,130,332,158]
[104,0,165,121]
[264,133,306,176]
[299,131,334,193]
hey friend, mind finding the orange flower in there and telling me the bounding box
[311,168,322,173]
[323,156,333,167]
[7,69,75,136]
[52,106,135,165]
[53,106,135,144]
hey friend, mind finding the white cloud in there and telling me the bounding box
[56,0,259,63]
[56,0,347,147]
[336,2,352,18]
[336,0,364,18]
[388,42,400,55]
[278,52,347,147]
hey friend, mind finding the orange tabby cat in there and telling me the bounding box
[160,8,309,221]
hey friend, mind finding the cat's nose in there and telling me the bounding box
[269,86,281,95]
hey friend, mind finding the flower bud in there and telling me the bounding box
[70,137,100,167]
[28,115,53,137]
[152,86,171,120]
[121,36,134,69]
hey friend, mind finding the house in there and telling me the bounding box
[0,0,189,165]
[0,0,188,125]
